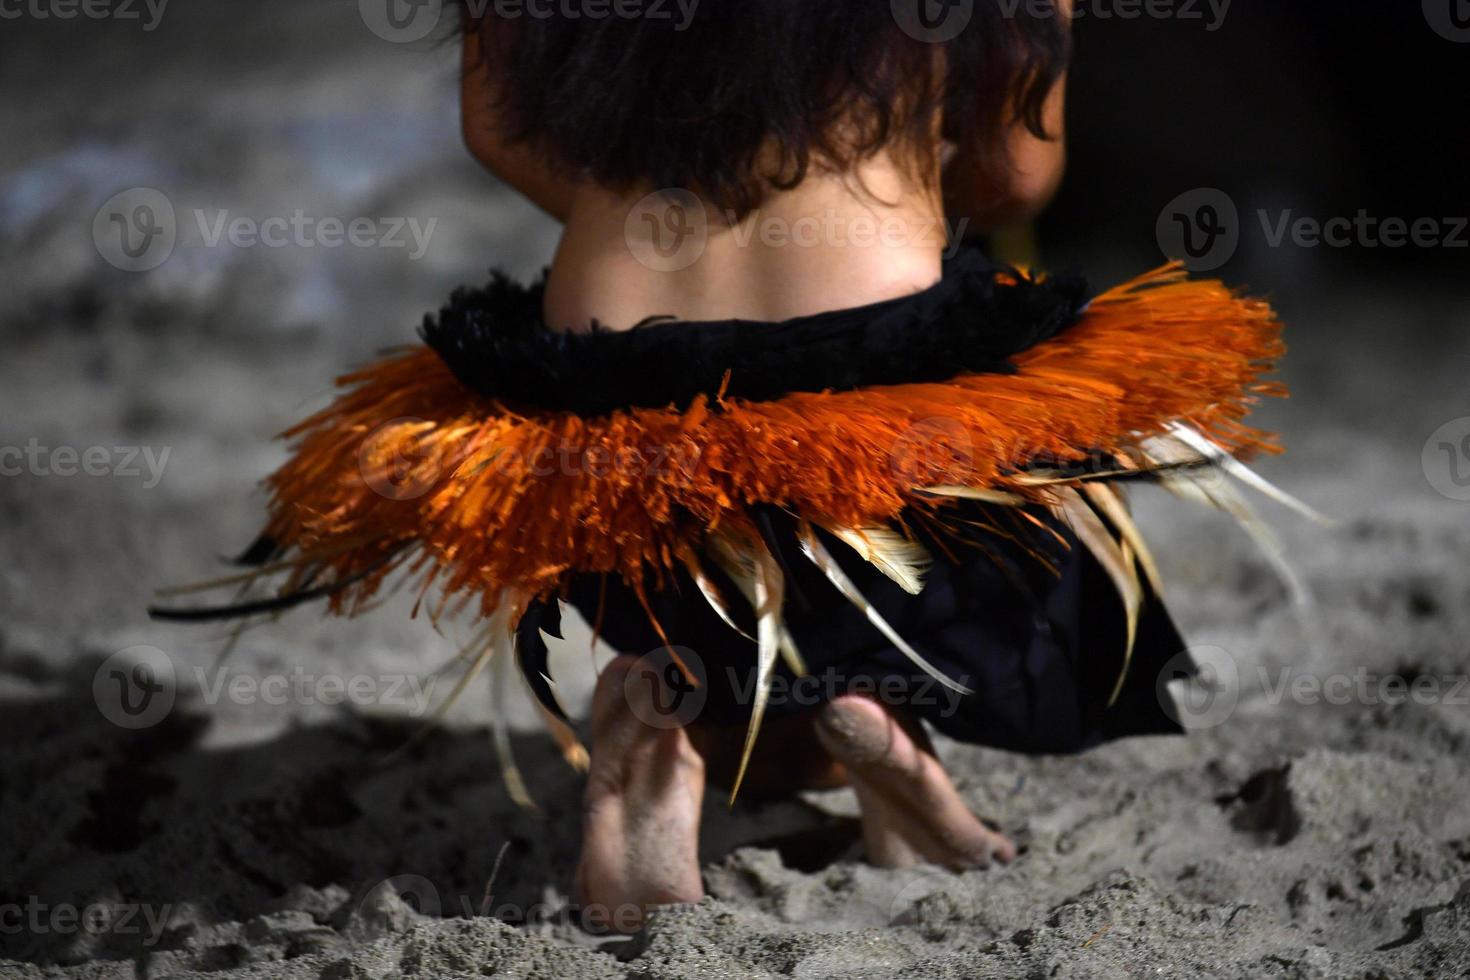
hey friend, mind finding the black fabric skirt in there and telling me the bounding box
[565,504,1190,756]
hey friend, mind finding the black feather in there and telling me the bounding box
[514,597,575,730]
[233,534,282,567]
[420,246,1090,416]
[148,566,382,623]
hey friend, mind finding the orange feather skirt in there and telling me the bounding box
[153,252,1295,799]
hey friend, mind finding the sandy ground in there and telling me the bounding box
[4,3,1470,978]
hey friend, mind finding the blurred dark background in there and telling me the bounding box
[1,0,1465,341]
[1046,0,1470,287]
[3,0,1460,466]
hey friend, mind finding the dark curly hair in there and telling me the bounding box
[459,1,1071,217]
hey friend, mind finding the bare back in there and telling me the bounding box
[460,20,1068,333]
[542,150,948,332]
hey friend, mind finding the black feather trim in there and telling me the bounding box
[514,597,575,731]
[420,246,1090,416]
[233,534,282,567]
[147,565,383,623]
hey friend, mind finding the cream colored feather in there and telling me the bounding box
[917,485,1027,506]
[1011,468,1144,487]
[797,521,972,696]
[682,548,754,642]
[1056,489,1140,707]
[1166,423,1333,526]
[704,532,808,676]
[491,619,537,810]
[1175,467,1312,610]
[728,534,785,805]
[1081,483,1165,597]
[822,524,933,596]
[1141,435,1314,610]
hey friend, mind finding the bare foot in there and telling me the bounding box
[813,694,1017,870]
[573,655,706,933]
